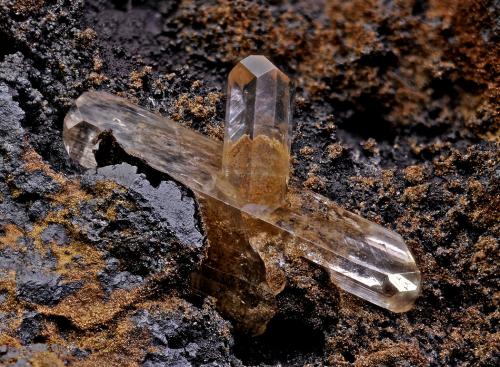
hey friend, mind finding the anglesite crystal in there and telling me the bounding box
[221,55,292,212]
[63,55,421,335]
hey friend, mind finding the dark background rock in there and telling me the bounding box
[0,0,498,366]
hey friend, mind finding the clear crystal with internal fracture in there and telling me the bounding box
[221,56,292,212]
[63,59,421,334]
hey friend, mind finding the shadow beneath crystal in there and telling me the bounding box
[233,315,326,365]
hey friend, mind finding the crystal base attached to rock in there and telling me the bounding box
[63,56,421,334]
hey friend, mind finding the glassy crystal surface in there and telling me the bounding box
[191,193,281,335]
[63,91,421,333]
[222,56,292,212]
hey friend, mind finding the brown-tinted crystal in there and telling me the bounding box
[221,56,292,213]
[63,91,420,334]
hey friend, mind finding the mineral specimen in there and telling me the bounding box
[63,57,421,334]
[63,92,420,324]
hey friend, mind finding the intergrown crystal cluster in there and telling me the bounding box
[63,56,421,335]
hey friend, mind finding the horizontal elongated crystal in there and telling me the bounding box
[63,91,421,332]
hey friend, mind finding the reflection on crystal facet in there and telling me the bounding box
[63,90,420,334]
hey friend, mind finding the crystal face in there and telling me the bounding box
[222,56,292,212]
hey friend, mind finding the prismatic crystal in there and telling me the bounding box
[221,55,292,212]
[63,56,421,335]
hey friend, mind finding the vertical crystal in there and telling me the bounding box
[221,55,292,213]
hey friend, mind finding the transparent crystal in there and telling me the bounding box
[221,55,292,213]
[63,91,421,333]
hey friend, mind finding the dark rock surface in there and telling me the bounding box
[0,0,498,366]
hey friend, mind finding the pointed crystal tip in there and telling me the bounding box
[239,55,280,78]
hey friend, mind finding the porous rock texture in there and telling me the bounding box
[0,0,498,366]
